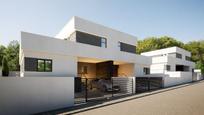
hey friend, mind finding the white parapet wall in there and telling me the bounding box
[164,72,192,87]
[0,77,74,115]
[193,69,203,81]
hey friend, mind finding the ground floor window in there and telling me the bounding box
[25,57,52,72]
[144,67,150,75]
[37,59,52,72]
[166,65,171,71]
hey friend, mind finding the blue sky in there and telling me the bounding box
[0,0,204,46]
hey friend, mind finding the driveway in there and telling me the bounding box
[64,81,204,115]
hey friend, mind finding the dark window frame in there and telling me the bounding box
[176,53,182,59]
[143,67,150,75]
[37,58,52,72]
[119,42,136,54]
[24,57,52,72]
[45,60,52,72]
[166,65,171,71]
[75,31,108,48]
[185,56,191,61]
[37,59,45,72]
[101,37,107,48]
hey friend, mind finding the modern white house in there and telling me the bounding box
[20,16,151,78]
[0,16,199,114]
[19,16,198,88]
[141,47,196,87]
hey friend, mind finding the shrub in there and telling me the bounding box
[2,56,9,76]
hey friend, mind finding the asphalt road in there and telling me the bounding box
[73,81,204,115]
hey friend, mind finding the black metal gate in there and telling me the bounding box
[136,77,163,93]
[74,77,134,104]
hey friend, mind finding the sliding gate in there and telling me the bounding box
[74,77,134,104]
[136,77,163,93]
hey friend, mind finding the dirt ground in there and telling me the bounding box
[72,81,204,115]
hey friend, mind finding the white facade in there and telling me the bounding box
[141,47,195,87]
[56,16,137,46]
[20,16,151,77]
[20,16,196,87]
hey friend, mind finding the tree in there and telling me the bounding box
[137,36,184,54]
[0,45,6,66]
[2,56,9,76]
[4,40,20,71]
[184,40,204,74]
[137,37,204,75]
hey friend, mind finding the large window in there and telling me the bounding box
[176,53,182,59]
[24,57,52,72]
[75,31,107,48]
[37,59,52,72]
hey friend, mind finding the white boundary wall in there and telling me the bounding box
[164,72,192,87]
[0,77,74,115]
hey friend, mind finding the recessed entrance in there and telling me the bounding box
[75,57,135,103]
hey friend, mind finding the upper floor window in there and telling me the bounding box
[101,38,107,48]
[185,56,191,61]
[176,53,182,59]
[75,31,107,48]
[118,42,136,54]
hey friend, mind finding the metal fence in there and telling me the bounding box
[74,77,134,103]
[136,77,163,93]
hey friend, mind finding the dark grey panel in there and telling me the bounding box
[75,31,102,47]
[120,42,136,54]
[25,57,37,71]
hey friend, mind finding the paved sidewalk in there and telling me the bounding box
[59,81,204,115]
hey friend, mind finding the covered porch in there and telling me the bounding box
[75,57,135,103]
